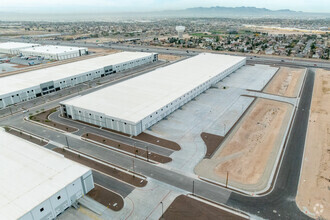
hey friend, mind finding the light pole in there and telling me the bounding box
[192,180,195,195]
[160,201,164,219]
[146,146,149,162]
[65,136,69,148]
[132,158,135,173]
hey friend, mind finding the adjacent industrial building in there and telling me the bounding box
[60,53,246,136]
[0,42,40,55]
[0,128,94,220]
[19,45,88,60]
[0,52,158,109]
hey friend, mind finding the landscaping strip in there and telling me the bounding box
[30,108,77,132]
[87,185,124,212]
[53,147,147,187]
[162,195,246,220]
[201,132,224,158]
[82,133,172,164]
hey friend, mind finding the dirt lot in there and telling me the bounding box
[214,99,292,185]
[87,184,124,211]
[264,67,305,97]
[201,132,224,158]
[31,108,77,132]
[82,133,172,163]
[5,128,48,146]
[162,195,246,220]
[158,54,182,61]
[53,147,147,187]
[296,69,330,219]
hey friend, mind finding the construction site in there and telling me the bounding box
[0,39,329,220]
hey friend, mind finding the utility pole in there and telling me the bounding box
[146,146,149,162]
[226,171,229,188]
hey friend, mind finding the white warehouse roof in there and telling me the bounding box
[0,128,91,220]
[0,42,39,50]
[20,45,87,55]
[0,51,154,95]
[62,53,246,124]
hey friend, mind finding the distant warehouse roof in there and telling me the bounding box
[0,42,40,53]
[19,45,87,55]
[61,53,246,124]
[0,128,91,219]
[0,51,154,96]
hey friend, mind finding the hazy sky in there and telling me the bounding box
[0,0,329,13]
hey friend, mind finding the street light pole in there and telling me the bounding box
[160,201,164,219]
[146,146,149,162]
[65,136,69,148]
[193,180,195,195]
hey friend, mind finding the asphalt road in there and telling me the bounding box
[0,37,318,218]
[226,69,315,219]
[0,68,315,219]
[2,37,330,69]
[49,111,174,157]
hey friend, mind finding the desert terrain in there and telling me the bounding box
[195,98,293,190]
[158,54,182,61]
[296,69,330,219]
[264,67,305,97]
[214,99,292,185]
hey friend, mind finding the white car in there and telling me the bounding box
[22,109,29,113]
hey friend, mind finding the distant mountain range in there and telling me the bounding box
[0,6,329,21]
[154,6,329,18]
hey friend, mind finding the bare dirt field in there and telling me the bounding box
[53,147,147,187]
[195,98,293,190]
[162,195,246,220]
[87,184,124,211]
[214,99,292,185]
[82,133,172,163]
[296,69,330,219]
[77,37,119,43]
[158,54,182,61]
[88,47,120,54]
[264,67,305,97]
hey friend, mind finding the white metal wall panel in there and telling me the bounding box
[30,199,54,220]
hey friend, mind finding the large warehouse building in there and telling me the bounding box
[19,45,88,60]
[60,53,246,136]
[0,128,94,220]
[0,52,158,109]
[0,42,40,55]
